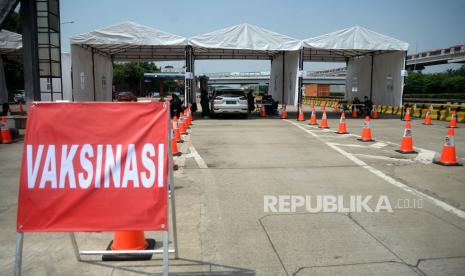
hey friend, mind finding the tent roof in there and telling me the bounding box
[70,21,188,61]
[189,23,302,60]
[301,26,408,62]
[0,29,22,54]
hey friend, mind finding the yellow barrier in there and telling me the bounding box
[439,109,449,121]
[457,111,465,123]
[413,105,422,118]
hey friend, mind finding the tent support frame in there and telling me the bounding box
[369,54,374,101]
[297,48,304,116]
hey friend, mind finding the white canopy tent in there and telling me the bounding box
[68,22,408,108]
[189,23,302,105]
[0,30,22,104]
[70,21,188,101]
[302,26,409,106]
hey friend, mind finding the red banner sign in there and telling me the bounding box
[17,102,169,232]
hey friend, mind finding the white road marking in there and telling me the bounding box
[370,142,388,149]
[286,119,465,220]
[414,149,436,164]
[189,144,208,169]
[332,143,368,148]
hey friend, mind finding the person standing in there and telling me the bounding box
[200,89,210,118]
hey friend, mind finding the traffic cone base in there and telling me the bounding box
[396,149,417,154]
[433,150,462,166]
[357,137,375,142]
[103,238,155,261]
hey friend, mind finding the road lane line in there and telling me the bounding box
[286,119,465,220]
[189,144,208,169]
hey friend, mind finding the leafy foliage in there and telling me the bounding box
[113,62,159,95]
[405,65,465,94]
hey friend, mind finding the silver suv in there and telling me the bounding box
[210,88,249,118]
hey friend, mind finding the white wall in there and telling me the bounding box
[269,51,299,106]
[346,51,405,106]
[61,53,72,101]
[71,45,113,101]
[269,53,283,102]
[284,51,299,106]
[372,51,405,106]
[345,55,372,101]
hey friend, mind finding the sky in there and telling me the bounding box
[60,0,465,73]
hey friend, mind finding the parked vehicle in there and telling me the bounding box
[210,88,248,118]
[116,91,137,102]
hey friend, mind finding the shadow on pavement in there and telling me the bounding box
[80,257,255,275]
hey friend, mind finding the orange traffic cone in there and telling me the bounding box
[372,105,379,119]
[423,108,432,125]
[171,129,181,156]
[179,116,187,135]
[333,104,338,112]
[319,110,329,128]
[0,117,12,144]
[297,105,305,121]
[396,121,416,154]
[260,105,267,117]
[188,105,193,124]
[182,112,189,131]
[281,105,287,119]
[173,118,183,143]
[336,112,348,134]
[404,108,411,121]
[19,102,24,113]
[103,231,155,261]
[433,128,462,166]
[352,105,358,118]
[448,111,458,128]
[358,116,375,142]
[308,107,318,125]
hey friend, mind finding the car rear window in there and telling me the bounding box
[215,90,245,97]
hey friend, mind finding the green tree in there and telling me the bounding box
[113,62,159,95]
[405,65,465,96]
[3,11,21,33]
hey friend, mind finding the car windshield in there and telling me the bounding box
[215,90,244,97]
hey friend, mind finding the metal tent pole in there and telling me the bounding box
[400,50,408,120]
[281,51,285,105]
[298,48,304,114]
[369,54,374,101]
[91,48,96,101]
